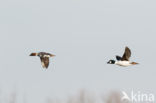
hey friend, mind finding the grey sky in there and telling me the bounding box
[0,0,156,103]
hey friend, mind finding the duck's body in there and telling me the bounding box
[30,52,55,69]
[115,61,133,67]
[107,47,138,67]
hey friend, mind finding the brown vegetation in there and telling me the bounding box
[47,90,130,103]
[0,90,131,103]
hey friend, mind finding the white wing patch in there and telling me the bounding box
[43,55,51,58]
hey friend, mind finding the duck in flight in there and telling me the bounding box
[30,52,55,69]
[107,47,138,67]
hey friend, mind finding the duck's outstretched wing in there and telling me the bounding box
[121,47,131,61]
[30,53,37,56]
[116,55,122,61]
[40,57,49,68]
[46,53,55,57]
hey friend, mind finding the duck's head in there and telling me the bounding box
[107,60,115,64]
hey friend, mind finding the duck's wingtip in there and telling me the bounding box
[30,53,37,56]
[50,54,56,57]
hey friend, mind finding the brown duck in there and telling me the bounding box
[30,52,55,68]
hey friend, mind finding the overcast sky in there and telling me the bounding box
[0,0,156,103]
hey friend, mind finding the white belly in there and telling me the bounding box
[115,61,132,67]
